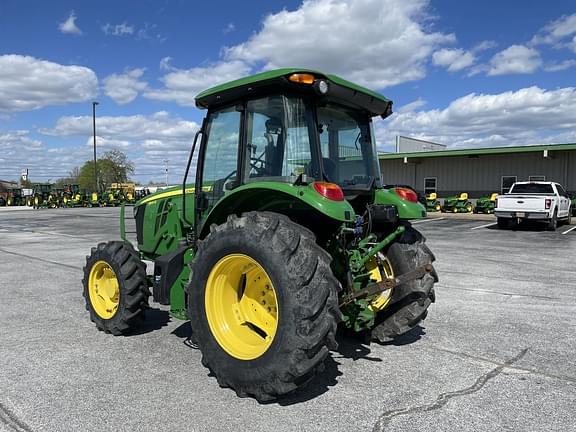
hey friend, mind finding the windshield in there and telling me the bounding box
[317,104,381,189]
[240,96,380,189]
[510,183,554,194]
[244,95,319,183]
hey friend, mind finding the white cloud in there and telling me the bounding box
[531,13,576,46]
[0,130,85,182]
[472,40,498,52]
[102,22,135,36]
[432,48,475,72]
[487,45,542,76]
[59,11,82,35]
[376,86,576,150]
[34,112,201,183]
[146,0,455,104]
[543,59,576,72]
[223,0,454,89]
[396,99,427,113]
[223,23,235,34]
[42,111,198,145]
[103,68,148,104]
[144,60,251,106]
[0,55,98,113]
[159,56,175,71]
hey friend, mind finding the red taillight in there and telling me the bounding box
[313,182,344,201]
[395,187,418,203]
[545,198,551,209]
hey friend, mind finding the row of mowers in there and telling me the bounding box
[425,192,498,214]
[0,183,149,209]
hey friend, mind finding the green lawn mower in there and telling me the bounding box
[82,69,438,402]
[473,193,498,214]
[62,184,87,207]
[425,192,441,212]
[568,192,576,216]
[442,192,473,213]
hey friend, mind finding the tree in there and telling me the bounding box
[77,150,135,192]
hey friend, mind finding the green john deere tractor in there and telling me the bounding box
[5,188,25,206]
[31,183,53,208]
[425,192,441,212]
[441,192,473,213]
[82,69,438,401]
[473,193,498,214]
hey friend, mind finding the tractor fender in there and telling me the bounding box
[199,182,355,238]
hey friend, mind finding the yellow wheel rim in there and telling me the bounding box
[34,196,39,206]
[205,254,278,360]
[367,254,395,312]
[88,260,120,319]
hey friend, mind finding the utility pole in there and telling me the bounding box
[92,101,99,192]
[164,159,169,187]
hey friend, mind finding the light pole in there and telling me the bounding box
[92,101,99,192]
[164,159,169,186]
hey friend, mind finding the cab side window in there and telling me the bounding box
[200,106,241,211]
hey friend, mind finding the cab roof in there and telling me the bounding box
[194,68,393,118]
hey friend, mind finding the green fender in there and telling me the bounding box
[374,189,426,219]
[199,182,355,237]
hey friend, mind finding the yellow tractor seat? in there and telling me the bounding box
[490,193,498,201]
[427,192,437,200]
[458,192,468,201]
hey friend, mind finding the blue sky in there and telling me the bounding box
[1,0,576,184]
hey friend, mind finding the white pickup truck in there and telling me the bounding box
[495,181,572,230]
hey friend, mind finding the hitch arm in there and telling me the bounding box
[340,263,434,306]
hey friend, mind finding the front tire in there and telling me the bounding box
[82,241,150,335]
[371,227,437,343]
[188,212,341,402]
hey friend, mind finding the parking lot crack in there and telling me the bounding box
[430,346,576,384]
[0,402,33,432]
[371,348,528,432]
[0,247,82,271]
[437,284,560,300]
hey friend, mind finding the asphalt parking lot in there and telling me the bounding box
[0,207,575,432]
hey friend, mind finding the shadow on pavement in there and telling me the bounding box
[167,322,426,405]
[131,308,170,335]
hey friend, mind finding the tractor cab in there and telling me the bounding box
[189,69,422,237]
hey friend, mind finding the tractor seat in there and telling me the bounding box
[458,192,468,200]
[490,193,498,201]
[427,192,437,200]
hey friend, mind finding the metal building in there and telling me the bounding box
[379,143,576,197]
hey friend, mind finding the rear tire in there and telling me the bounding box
[371,227,437,343]
[497,217,510,229]
[82,241,150,335]
[546,211,558,231]
[188,211,341,402]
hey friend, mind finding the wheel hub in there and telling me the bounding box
[205,254,278,360]
[88,260,120,319]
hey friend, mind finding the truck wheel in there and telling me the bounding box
[188,212,341,402]
[82,241,150,335]
[546,211,558,231]
[371,227,437,343]
[497,217,510,229]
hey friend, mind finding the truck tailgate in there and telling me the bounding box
[497,195,549,212]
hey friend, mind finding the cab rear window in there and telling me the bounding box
[510,184,554,194]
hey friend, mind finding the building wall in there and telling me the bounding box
[380,150,575,197]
